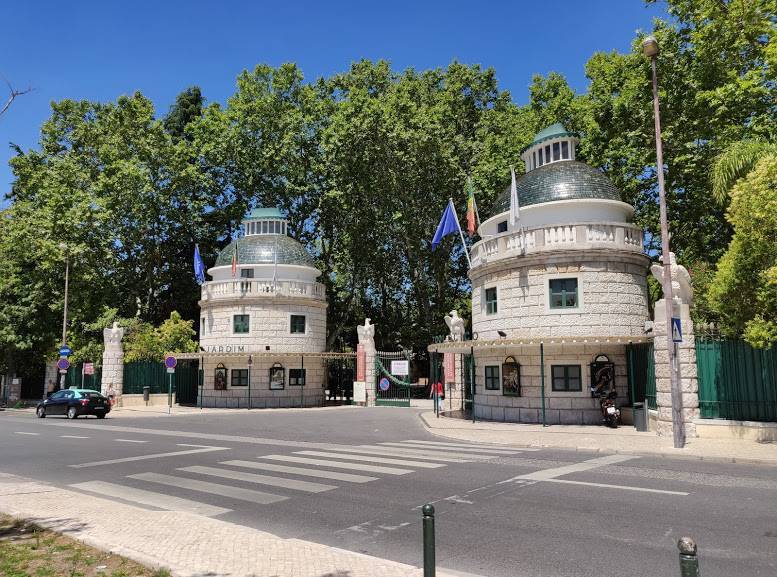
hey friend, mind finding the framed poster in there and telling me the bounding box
[502,356,521,396]
[269,363,285,390]
[214,364,227,390]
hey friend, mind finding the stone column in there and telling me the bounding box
[101,322,125,406]
[363,346,376,407]
[354,319,376,406]
[653,298,699,438]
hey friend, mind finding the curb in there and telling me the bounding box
[418,412,777,467]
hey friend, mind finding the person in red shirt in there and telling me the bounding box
[429,381,445,412]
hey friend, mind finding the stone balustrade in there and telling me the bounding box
[201,279,326,302]
[471,222,643,268]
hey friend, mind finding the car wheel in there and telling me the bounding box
[36,406,46,418]
[66,406,78,420]
[96,413,105,419]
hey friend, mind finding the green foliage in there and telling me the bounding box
[711,140,777,202]
[709,155,777,346]
[123,311,198,362]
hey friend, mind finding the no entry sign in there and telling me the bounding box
[56,358,70,371]
[164,355,177,369]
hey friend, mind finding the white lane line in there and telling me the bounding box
[511,454,637,482]
[358,444,495,460]
[70,445,230,468]
[221,460,376,483]
[316,445,470,463]
[381,442,521,455]
[60,435,90,439]
[70,481,230,516]
[399,439,539,452]
[543,479,689,496]
[114,439,148,443]
[129,472,287,505]
[295,451,446,469]
[14,432,40,436]
[260,455,413,475]
[179,465,336,493]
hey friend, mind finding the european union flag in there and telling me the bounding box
[193,244,206,284]
[432,200,461,249]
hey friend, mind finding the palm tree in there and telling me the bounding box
[711,139,777,203]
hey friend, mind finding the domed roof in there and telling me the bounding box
[525,122,577,148]
[215,235,316,268]
[489,161,622,217]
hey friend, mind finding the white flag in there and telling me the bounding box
[509,166,520,227]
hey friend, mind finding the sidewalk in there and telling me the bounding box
[0,473,466,577]
[421,412,777,466]
[3,404,359,418]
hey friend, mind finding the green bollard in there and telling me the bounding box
[678,537,700,577]
[422,504,436,577]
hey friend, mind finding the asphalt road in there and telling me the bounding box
[1,407,776,577]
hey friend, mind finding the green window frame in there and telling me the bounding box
[549,278,578,309]
[290,315,306,334]
[289,368,306,386]
[485,365,500,390]
[485,287,498,315]
[233,314,250,334]
[231,368,248,387]
[551,365,582,392]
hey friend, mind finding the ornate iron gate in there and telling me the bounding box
[375,351,411,407]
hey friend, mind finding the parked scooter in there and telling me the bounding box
[592,365,620,428]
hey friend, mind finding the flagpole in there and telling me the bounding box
[449,198,472,269]
[469,177,481,228]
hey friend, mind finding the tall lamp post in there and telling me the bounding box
[58,243,70,391]
[642,36,684,449]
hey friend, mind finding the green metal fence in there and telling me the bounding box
[697,338,777,422]
[64,363,103,391]
[122,360,200,397]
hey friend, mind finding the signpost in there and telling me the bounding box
[59,345,72,357]
[83,362,94,375]
[391,360,409,376]
[671,318,683,343]
[164,356,177,413]
[57,358,70,372]
[247,355,253,410]
[379,377,390,392]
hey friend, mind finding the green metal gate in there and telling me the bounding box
[64,363,103,391]
[626,342,655,409]
[375,352,411,407]
[175,360,200,405]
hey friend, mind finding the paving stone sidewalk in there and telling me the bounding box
[0,473,459,577]
[422,412,777,466]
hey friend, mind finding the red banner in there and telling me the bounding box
[443,353,455,383]
[356,344,366,381]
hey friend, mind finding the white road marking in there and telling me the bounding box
[70,480,230,516]
[259,455,413,475]
[70,445,230,468]
[129,472,287,504]
[510,454,637,482]
[221,460,377,483]
[60,435,90,439]
[399,439,539,452]
[14,432,40,436]
[114,439,148,443]
[381,442,520,455]
[178,465,336,493]
[356,444,496,460]
[294,451,446,468]
[543,479,689,495]
[314,445,470,463]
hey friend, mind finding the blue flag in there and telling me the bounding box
[193,244,206,284]
[431,200,461,249]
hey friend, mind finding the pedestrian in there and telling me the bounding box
[429,381,445,412]
[46,379,55,398]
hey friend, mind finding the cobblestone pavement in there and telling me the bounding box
[0,473,466,577]
[423,412,777,465]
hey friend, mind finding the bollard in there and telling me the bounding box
[678,537,700,577]
[422,504,435,577]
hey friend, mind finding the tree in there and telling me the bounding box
[0,76,32,117]
[711,139,777,202]
[164,86,204,141]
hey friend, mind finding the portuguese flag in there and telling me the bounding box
[231,239,238,278]
[465,177,479,238]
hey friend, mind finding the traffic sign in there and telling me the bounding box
[56,358,70,371]
[391,360,409,376]
[59,345,72,357]
[83,362,94,375]
[671,317,683,343]
[164,355,177,369]
[379,377,390,391]
[166,367,175,374]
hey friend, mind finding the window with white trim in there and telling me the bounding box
[485,287,498,315]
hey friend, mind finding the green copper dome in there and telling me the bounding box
[521,123,578,152]
[489,161,622,217]
[215,235,316,268]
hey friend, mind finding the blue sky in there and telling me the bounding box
[0,1,666,197]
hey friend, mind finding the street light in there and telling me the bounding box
[642,35,685,449]
[58,243,70,347]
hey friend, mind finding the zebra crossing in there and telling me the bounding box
[70,439,534,517]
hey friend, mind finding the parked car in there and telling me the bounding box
[36,388,111,419]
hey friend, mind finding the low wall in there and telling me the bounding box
[119,394,170,407]
[694,419,777,442]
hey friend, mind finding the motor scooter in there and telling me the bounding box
[599,390,620,428]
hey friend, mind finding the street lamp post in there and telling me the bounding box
[57,243,70,391]
[642,36,685,449]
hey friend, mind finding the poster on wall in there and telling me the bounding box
[502,357,521,396]
[269,363,285,390]
[356,344,365,381]
[443,353,455,383]
[214,364,227,390]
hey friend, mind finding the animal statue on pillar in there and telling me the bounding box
[103,322,125,349]
[356,318,375,351]
[444,311,466,341]
[650,252,693,305]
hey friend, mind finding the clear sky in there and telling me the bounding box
[0,0,666,198]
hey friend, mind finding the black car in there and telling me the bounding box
[36,388,111,419]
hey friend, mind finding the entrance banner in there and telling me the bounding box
[356,344,366,381]
[443,353,455,383]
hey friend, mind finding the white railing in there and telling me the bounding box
[470,222,644,268]
[201,279,326,301]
